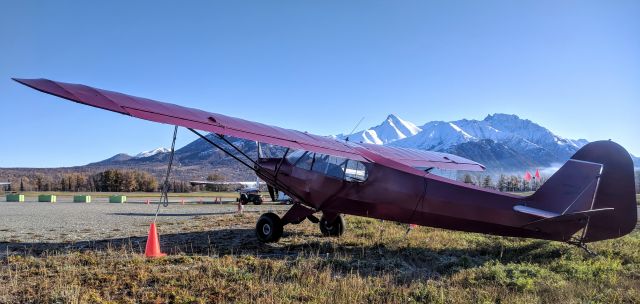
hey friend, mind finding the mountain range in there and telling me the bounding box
[337,113,599,172]
[23,113,636,181]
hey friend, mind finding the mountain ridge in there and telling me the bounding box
[336,114,422,144]
[8,113,636,181]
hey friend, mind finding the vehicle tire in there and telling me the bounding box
[319,214,345,237]
[240,193,249,205]
[256,213,283,243]
[252,195,263,205]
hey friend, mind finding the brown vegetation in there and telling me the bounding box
[0,213,638,303]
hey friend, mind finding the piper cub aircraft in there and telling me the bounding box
[14,78,637,250]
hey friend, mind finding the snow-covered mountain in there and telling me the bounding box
[134,147,170,158]
[393,114,587,163]
[337,114,421,144]
[90,113,637,178]
[392,114,583,155]
[344,113,599,171]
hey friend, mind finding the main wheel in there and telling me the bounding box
[256,212,283,243]
[319,214,345,237]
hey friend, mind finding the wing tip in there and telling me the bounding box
[11,77,29,85]
[12,77,47,88]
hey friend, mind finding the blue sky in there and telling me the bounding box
[1,1,638,167]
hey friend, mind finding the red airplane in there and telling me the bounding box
[13,78,637,251]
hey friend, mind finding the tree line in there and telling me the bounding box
[2,169,639,194]
[2,169,192,193]
[463,171,640,194]
[460,173,545,192]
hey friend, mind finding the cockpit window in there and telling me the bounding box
[312,155,346,179]
[286,150,368,182]
[286,150,314,170]
[345,160,368,182]
[285,150,305,163]
[295,152,314,170]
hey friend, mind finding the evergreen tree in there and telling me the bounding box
[482,175,493,188]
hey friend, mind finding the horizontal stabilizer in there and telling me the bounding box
[513,205,560,219]
[523,207,614,227]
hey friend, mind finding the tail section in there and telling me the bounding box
[521,140,637,242]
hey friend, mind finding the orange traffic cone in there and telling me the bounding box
[144,222,166,258]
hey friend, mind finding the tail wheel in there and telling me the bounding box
[319,214,345,237]
[256,212,283,243]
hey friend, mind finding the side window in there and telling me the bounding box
[286,150,315,170]
[295,152,314,170]
[325,156,348,179]
[285,150,305,164]
[287,151,368,182]
[345,160,368,182]
[312,154,348,179]
[311,154,330,174]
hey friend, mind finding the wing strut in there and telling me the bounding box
[187,128,303,203]
[187,128,259,173]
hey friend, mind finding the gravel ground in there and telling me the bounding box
[0,199,290,257]
[1,197,637,258]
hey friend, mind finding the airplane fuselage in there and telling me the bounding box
[256,157,580,242]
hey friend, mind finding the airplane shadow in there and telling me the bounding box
[109,210,271,217]
[0,227,570,283]
[110,212,238,217]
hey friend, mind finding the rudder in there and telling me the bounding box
[526,140,637,242]
[571,140,637,242]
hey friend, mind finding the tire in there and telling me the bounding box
[319,214,345,237]
[251,195,263,205]
[240,193,249,205]
[256,213,283,243]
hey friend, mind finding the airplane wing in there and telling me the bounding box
[13,78,366,161]
[358,143,485,172]
[14,78,484,172]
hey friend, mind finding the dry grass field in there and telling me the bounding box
[0,202,638,303]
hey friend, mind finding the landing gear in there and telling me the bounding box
[319,214,345,237]
[255,208,345,243]
[256,213,283,243]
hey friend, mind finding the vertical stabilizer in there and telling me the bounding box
[526,141,637,242]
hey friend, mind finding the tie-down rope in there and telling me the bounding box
[154,125,179,223]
